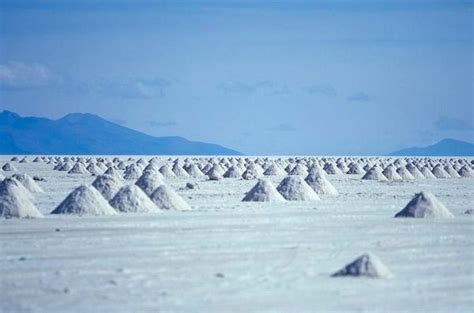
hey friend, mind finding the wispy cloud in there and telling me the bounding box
[217,80,291,95]
[267,123,297,132]
[303,84,337,97]
[148,120,178,128]
[348,91,370,102]
[433,116,473,131]
[0,61,59,89]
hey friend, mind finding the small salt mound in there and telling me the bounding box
[346,163,364,175]
[421,166,436,179]
[361,166,388,181]
[0,178,43,218]
[68,163,89,174]
[10,156,19,162]
[142,163,160,175]
[444,165,461,178]
[186,164,205,178]
[159,164,176,178]
[91,174,123,201]
[87,163,102,175]
[432,164,450,179]
[406,164,425,179]
[110,185,160,213]
[331,253,392,278]
[289,163,308,176]
[382,166,403,181]
[172,163,190,177]
[396,167,415,180]
[458,165,474,178]
[263,164,286,176]
[224,166,243,178]
[2,162,17,172]
[242,179,286,202]
[33,157,42,163]
[277,176,320,201]
[51,185,117,216]
[305,172,338,196]
[150,185,191,210]
[12,173,44,193]
[123,164,143,180]
[136,172,165,196]
[60,162,73,172]
[242,168,259,180]
[324,163,343,175]
[104,167,123,180]
[395,191,454,218]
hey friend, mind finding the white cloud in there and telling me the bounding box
[0,61,58,89]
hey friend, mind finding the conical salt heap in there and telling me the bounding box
[458,165,474,178]
[87,163,102,175]
[172,163,189,177]
[123,163,143,180]
[136,172,165,196]
[68,162,89,174]
[421,166,436,179]
[304,172,338,196]
[2,162,17,172]
[432,164,450,179]
[0,178,43,218]
[396,167,415,180]
[289,163,308,176]
[362,166,388,181]
[242,179,286,202]
[277,176,320,201]
[110,185,160,213]
[324,163,343,175]
[394,191,454,218]
[223,166,243,178]
[406,164,425,179]
[263,163,286,176]
[186,163,205,178]
[382,166,403,181]
[347,163,364,175]
[12,173,44,193]
[159,164,176,178]
[150,185,191,210]
[331,253,393,278]
[444,165,461,178]
[51,185,117,216]
[91,174,123,201]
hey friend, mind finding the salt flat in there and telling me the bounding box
[1,156,473,313]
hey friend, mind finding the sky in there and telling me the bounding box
[0,0,473,155]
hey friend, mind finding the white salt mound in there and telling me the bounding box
[68,163,89,174]
[123,164,143,180]
[304,172,338,196]
[136,172,165,196]
[2,162,17,172]
[12,173,44,193]
[159,164,176,178]
[0,178,43,218]
[331,253,393,278]
[395,191,454,218]
[151,185,191,210]
[242,179,286,202]
[458,165,474,178]
[382,166,403,181]
[51,185,117,216]
[362,167,388,181]
[276,176,320,201]
[92,174,123,201]
[110,185,160,213]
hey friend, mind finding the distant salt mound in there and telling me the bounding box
[92,174,123,201]
[347,163,364,175]
[110,185,160,213]
[51,185,117,216]
[421,166,436,179]
[87,163,102,175]
[172,163,189,177]
[444,165,461,178]
[395,191,454,218]
[223,166,243,178]
[263,164,286,176]
[12,173,44,193]
[0,178,43,218]
[123,164,143,180]
[187,164,205,178]
[382,166,403,181]
[396,167,415,180]
[432,164,450,179]
[305,172,338,196]
[406,164,425,179]
[242,168,259,180]
[242,179,286,202]
[104,167,123,180]
[458,165,474,178]
[362,166,388,181]
[289,163,308,176]
[277,176,320,201]
[150,185,191,210]
[2,162,17,172]
[68,163,89,175]
[136,172,165,196]
[331,253,392,278]
[324,163,343,175]
[159,164,176,178]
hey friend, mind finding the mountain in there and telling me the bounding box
[0,110,241,155]
[388,139,474,156]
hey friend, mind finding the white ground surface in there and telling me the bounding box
[1,157,473,313]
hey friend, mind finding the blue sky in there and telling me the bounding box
[0,0,473,155]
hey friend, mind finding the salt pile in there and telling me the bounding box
[123,164,143,180]
[324,163,343,175]
[91,174,123,201]
[276,176,320,201]
[347,163,364,175]
[186,164,205,178]
[0,178,43,218]
[331,253,392,278]
[242,179,286,202]
[172,163,189,177]
[421,166,436,179]
[362,166,388,181]
[86,163,102,175]
[11,173,44,193]
[110,185,160,213]
[150,185,191,210]
[444,165,461,178]
[394,191,454,218]
[432,164,450,179]
[68,163,89,175]
[382,166,403,181]
[51,185,117,215]
[136,172,165,196]
[289,163,308,176]
[159,164,176,178]
[263,163,286,176]
[304,172,338,196]
[406,164,425,179]
[396,167,415,180]
[223,166,243,178]
[2,162,17,172]
[458,165,474,177]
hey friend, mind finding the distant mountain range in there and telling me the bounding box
[0,110,241,155]
[389,139,474,156]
